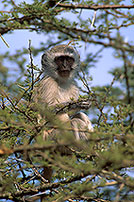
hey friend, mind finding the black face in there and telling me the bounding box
[54,55,74,78]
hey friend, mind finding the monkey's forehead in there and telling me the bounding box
[49,45,79,57]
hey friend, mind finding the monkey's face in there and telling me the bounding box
[54,55,74,78]
[41,45,80,82]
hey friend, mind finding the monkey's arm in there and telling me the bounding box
[54,98,93,114]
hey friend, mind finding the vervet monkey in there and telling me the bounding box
[32,44,93,139]
[31,45,93,182]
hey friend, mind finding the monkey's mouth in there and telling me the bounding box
[58,70,70,78]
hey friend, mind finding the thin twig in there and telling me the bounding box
[78,70,107,124]
[0,90,34,123]
[15,71,42,106]
[0,33,10,48]
[97,75,117,125]
[121,50,133,131]
[91,10,97,28]
[51,0,64,9]
[122,51,131,105]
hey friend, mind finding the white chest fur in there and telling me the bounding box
[33,76,79,106]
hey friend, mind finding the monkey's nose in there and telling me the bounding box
[63,59,67,67]
[62,60,70,71]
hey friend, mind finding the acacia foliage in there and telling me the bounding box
[0,0,134,201]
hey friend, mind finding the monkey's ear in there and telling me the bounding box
[41,53,48,67]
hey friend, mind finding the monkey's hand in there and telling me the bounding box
[54,98,93,114]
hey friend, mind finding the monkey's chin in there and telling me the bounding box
[58,71,70,78]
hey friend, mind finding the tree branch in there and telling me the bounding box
[58,3,134,10]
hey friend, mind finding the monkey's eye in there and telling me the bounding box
[66,47,74,54]
[54,56,74,69]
